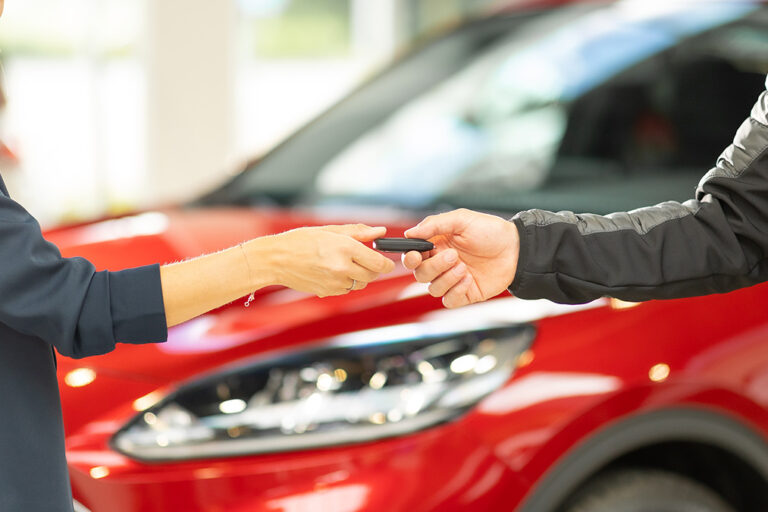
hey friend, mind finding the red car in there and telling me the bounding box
[53,1,768,511]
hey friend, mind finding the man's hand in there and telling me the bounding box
[402,209,520,308]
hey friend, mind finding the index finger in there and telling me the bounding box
[405,210,467,241]
[402,250,426,270]
[352,243,396,274]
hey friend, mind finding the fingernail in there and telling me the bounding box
[445,251,458,263]
[455,262,466,274]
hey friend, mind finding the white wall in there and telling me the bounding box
[144,0,238,204]
[0,0,486,224]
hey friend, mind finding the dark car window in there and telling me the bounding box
[504,11,768,214]
[204,2,768,216]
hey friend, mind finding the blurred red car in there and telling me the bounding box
[52,1,768,511]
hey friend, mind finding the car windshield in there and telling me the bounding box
[207,1,763,215]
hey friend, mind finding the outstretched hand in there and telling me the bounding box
[402,209,520,308]
[160,223,395,327]
[270,224,396,297]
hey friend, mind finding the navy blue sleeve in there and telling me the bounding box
[0,194,167,358]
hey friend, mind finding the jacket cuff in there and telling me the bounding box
[509,215,533,298]
[109,264,168,344]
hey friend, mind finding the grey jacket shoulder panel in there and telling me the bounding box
[511,77,768,304]
[516,200,702,237]
[700,92,768,184]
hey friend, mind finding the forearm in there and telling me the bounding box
[511,199,760,303]
[159,224,394,326]
[160,237,277,327]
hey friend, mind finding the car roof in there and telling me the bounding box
[491,0,610,14]
[491,0,767,15]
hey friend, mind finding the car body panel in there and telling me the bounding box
[56,204,768,510]
[52,1,768,510]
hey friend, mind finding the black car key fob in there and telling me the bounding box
[373,238,434,253]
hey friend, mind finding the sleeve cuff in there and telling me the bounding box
[509,215,532,298]
[109,264,168,344]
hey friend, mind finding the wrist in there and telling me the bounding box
[508,217,525,291]
[243,236,281,289]
[502,219,520,288]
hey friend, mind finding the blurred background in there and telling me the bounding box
[0,0,503,225]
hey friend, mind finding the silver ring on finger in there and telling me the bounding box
[346,279,356,291]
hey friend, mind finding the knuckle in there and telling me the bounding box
[330,262,348,275]
[432,262,449,277]
[444,294,462,309]
[433,260,449,274]
[414,271,430,283]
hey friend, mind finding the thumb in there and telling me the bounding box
[323,224,387,242]
[405,210,467,240]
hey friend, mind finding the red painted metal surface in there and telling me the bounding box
[50,205,768,512]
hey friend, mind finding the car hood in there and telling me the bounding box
[51,206,610,437]
[49,206,428,382]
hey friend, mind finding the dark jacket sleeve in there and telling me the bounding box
[511,78,768,304]
[0,194,167,358]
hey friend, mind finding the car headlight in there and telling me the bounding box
[113,321,535,461]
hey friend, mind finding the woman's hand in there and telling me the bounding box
[160,224,395,327]
[252,224,396,297]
